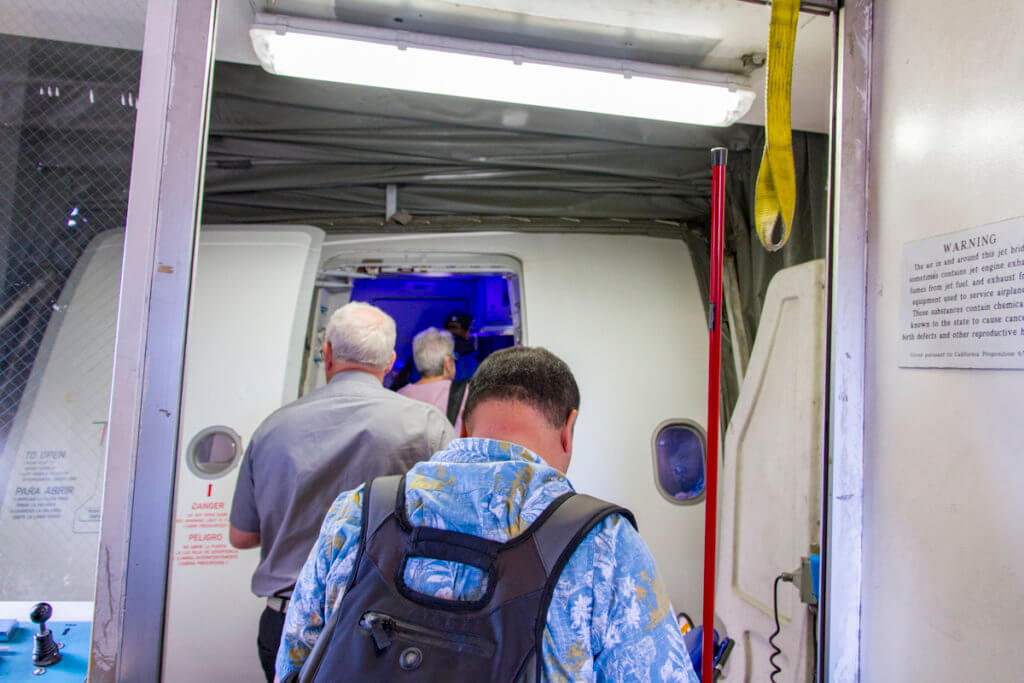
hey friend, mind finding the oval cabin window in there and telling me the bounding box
[651,420,707,504]
[186,426,242,479]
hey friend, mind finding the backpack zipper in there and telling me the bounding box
[359,611,496,658]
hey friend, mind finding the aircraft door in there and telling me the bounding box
[716,260,826,682]
[161,226,322,682]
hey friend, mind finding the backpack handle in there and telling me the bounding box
[394,526,501,611]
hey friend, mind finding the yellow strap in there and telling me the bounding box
[754,0,800,252]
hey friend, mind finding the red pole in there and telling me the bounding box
[701,147,727,682]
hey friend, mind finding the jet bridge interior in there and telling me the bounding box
[0,1,854,681]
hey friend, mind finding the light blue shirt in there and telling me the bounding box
[278,437,698,682]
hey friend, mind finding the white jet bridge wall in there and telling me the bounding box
[320,231,711,615]
[863,2,1024,679]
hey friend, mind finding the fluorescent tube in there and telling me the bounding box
[250,15,754,127]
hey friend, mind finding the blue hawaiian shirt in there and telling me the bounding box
[277,438,698,682]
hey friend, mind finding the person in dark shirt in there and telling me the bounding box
[442,311,481,382]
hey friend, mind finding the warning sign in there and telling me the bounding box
[8,450,76,521]
[173,500,239,567]
[900,217,1024,368]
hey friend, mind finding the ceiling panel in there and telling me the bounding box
[2,0,833,132]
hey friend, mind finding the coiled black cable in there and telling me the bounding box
[768,573,792,683]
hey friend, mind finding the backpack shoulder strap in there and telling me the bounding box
[299,474,405,683]
[364,474,403,537]
[528,493,637,681]
[531,493,636,577]
[343,474,403,593]
[446,379,469,424]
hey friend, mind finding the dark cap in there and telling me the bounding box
[443,312,473,330]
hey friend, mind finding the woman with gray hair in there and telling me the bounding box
[397,327,468,433]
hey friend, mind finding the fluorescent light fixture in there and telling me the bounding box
[250,14,755,127]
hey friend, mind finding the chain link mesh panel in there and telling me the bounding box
[0,2,146,600]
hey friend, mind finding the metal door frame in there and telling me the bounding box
[88,0,873,679]
[820,1,873,680]
[90,0,217,680]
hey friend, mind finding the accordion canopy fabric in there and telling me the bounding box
[203,62,760,228]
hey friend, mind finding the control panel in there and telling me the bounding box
[0,604,90,680]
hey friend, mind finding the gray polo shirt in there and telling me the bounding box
[230,371,454,597]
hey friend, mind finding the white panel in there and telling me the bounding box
[319,231,710,614]
[161,227,322,682]
[716,260,825,683]
[0,231,124,601]
[864,2,1024,680]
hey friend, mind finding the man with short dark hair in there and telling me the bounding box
[229,302,453,681]
[275,346,697,682]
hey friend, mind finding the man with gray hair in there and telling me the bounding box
[398,327,468,432]
[229,301,454,681]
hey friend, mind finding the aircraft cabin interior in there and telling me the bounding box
[1,0,1021,681]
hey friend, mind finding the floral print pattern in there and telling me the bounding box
[277,438,698,682]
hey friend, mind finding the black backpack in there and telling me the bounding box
[294,474,636,682]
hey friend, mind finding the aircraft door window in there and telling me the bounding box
[652,419,707,504]
[185,426,243,479]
